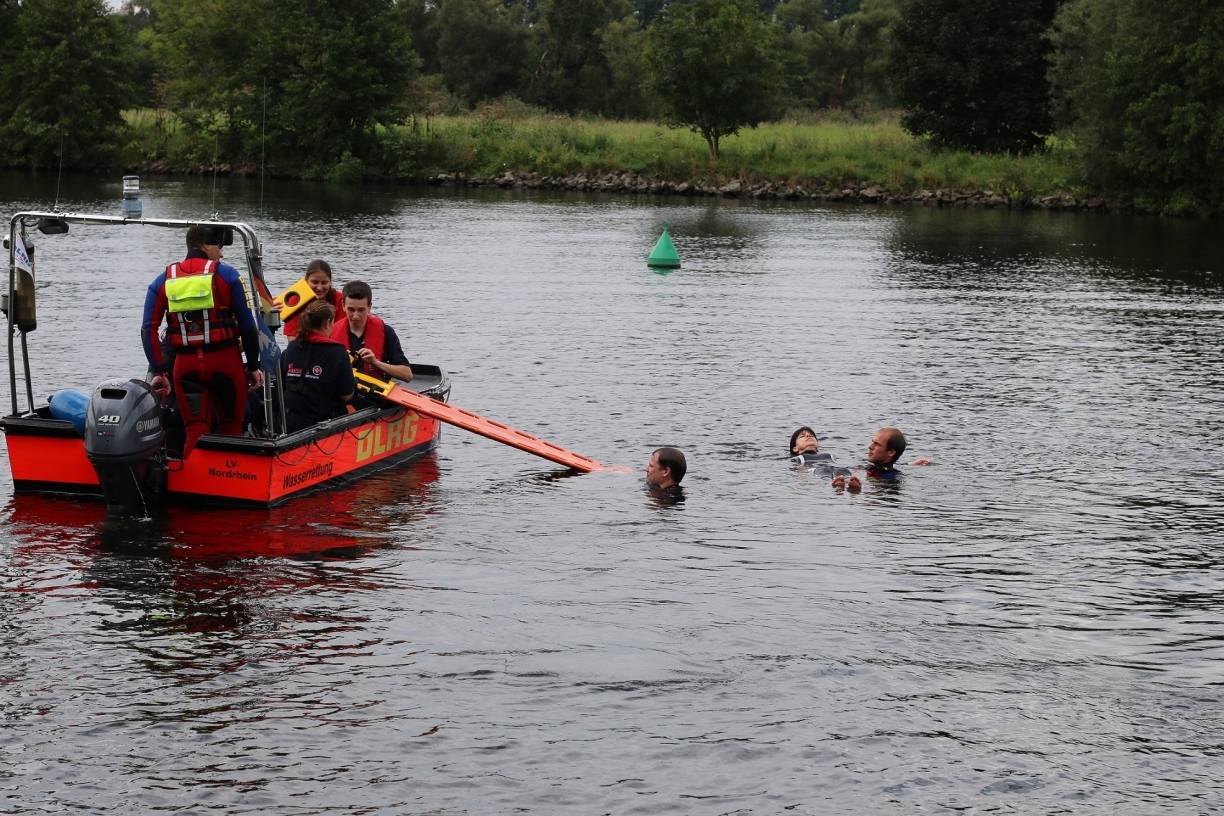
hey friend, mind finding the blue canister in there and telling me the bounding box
[49,388,90,435]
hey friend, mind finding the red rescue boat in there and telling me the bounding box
[1,211,450,511]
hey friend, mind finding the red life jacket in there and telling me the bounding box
[307,330,344,346]
[330,313,386,377]
[163,258,240,348]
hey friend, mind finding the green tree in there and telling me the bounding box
[434,0,530,105]
[0,0,133,168]
[646,0,785,158]
[776,0,841,108]
[528,0,630,113]
[600,13,659,119]
[274,1,417,165]
[399,0,441,76]
[149,0,273,158]
[1049,0,1224,212]
[150,0,417,169]
[117,1,158,108]
[891,0,1059,153]
[822,0,861,17]
[835,0,899,106]
[634,0,665,24]
[775,0,896,109]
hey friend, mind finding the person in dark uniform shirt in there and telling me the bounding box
[280,301,355,433]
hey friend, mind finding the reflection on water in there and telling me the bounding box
[6,459,441,642]
[889,205,1221,286]
[7,454,441,562]
[2,176,1223,813]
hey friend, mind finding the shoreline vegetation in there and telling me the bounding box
[119,109,1131,215]
[11,1,1216,219]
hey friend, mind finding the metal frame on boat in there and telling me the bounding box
[1,211,450,508]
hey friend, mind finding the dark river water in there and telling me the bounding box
[2,173,1222,813]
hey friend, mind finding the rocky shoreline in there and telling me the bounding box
[427,170,1117,212]
[135,162,1119,213]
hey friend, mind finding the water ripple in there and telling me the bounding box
[1,181,1223,812]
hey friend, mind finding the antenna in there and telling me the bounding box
[260,75,267,216]
[53,126,65,211]
[210,132,219,215]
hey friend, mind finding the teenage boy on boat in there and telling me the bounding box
[832,427,930,492]
[331,280,412,406]
[142,226,263,456]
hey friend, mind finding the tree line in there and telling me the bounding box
[1,0,1220,213]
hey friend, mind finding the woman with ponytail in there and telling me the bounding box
[279,300,355,433]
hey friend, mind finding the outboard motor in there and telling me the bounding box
[84,379,167,515]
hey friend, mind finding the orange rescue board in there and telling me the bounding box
[354,372,605,473]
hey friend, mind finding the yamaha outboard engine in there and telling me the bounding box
[84,379,167,514]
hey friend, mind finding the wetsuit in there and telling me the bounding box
[280,331,356,433]
[791,451,850,478]
[866,465,901,481]
[142,249,260,455]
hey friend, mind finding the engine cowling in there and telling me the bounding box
[84,379,167,514]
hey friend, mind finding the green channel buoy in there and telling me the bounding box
[647,226,681,269]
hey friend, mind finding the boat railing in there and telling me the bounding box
[3,211,285,435]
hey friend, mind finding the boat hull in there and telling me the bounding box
[2,367,451,508]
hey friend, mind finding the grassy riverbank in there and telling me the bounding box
[122,108,1093,206]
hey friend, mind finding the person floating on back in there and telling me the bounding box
[141,225,262,457]
[832,427,930,492]
[789,425,834,466]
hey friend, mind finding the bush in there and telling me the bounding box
[892,0,1058,154]
[326,152,364,184]
[1049,0,1224,214]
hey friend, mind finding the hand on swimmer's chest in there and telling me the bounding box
[832,473,862,493]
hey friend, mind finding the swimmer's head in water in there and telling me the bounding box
[646,447,686,488]
[867,427,906,467]
[790,426,819,456]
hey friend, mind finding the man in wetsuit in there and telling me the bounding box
[833,427,929,492]
[142,225,263,456]
[330,280,412,407]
